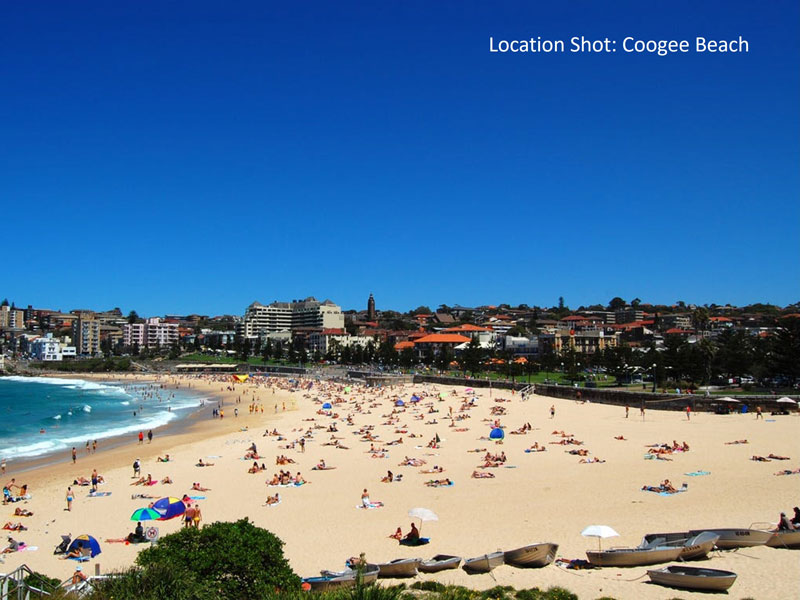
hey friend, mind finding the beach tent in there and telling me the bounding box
[153,497,187,520]
[131,507,162,521]
[581,525,619,551]
[68,534,102,558]
[489,427,504,440]
[777,397,797,404]
[718,396,740,403]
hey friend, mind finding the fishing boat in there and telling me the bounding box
[647,565,737,592]
[462,551,504,574]
[687,528,772,549]
[503,543,558,568]
[586,545,682,567]
[418,555,462,573]
[766,529,800,549]
[307,564,380,590]
[376,558,421,578]
[639,531,719,560]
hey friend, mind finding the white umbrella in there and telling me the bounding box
[718,396,740,403]
[408,507,438,535]
[581,525,619,551]
[777,397,797,404]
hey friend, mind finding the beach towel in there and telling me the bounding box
[356,502,384,509]
[146,481,158,486]
[189,496,206,500]
[658,489,688,496]
[427,481,454,488]
[20,545,38,552]
[264,499,282,507]
[89,491,112,497]
[685,471,711,476]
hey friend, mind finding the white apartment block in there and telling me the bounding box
[241,297,344,336]
[123,318,179,348]
[30,333,76,361]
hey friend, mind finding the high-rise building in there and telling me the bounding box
[367,293,376,321]
[73,312,101,355]
[240,297,344,336]
[0,305,25,330]
[123,318,179,348]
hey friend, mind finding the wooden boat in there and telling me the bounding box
[586,545,682,567]
[639,531,719,560]
[766,530,800,549]
[462,551,504,574]
[503,543,558,568]
[419,554,462,573]
[687,528,772,549]
[647,565,737,592]
[308,564,379,590]
[376,558,421,578]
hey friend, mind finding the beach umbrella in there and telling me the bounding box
[718,396,740,403]
[322,402,332,409]
[130,507,162,521]
[153,497,186,520]
[489,427,505,440]
[777,397,797,404]
[410,395,421,403]
[465,388,474,393]
[344,386,352,393]
[408,507,438,535]
[68,534,102,557]
[395,399,405,407]
[581,525,619,551]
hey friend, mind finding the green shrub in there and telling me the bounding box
[411,581,447,593]
[515,589,545,600]
[480,586,515,600]
[542,588,578,600]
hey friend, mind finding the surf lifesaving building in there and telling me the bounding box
[238,297,344,337]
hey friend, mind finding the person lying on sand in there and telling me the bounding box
[725,439,749,445]
[614,436,627,441]
[2,523,27,531]
[420,466,444,474]
[775,468,800,476]
[157,455,171,462]
[642,479,686,494]
[425,478,452,487]
[472,471,495,479]
[751,455,772,462]
[130,474,153,486]
[73,477,90,486]
[197,459,215,467]
[579,457,605,464]
[131,493,155,500]
[191,482,210,491]
[567,449,589,456]
[265,493,280,505]
[161,476,173,484]
[768,454,790,460]
[13,508,32,517]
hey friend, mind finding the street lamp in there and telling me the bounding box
[652,363,657,393]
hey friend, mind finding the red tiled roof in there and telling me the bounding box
[320,328,346,335]
[414,334,471,344]
[394,341,415,350]
[443,324,491,332]
[710,316,732,322]
[665,328,694,335]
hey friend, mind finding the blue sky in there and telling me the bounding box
[2,1,798,315]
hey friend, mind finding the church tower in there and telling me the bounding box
[367,293,376,321]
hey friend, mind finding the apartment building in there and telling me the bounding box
[240,297,344,336]
[123,317,179,348]
[0,305,25,330]
[73,313,101,355]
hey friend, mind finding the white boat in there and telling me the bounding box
[308,564,380,590]
[503,543,558,568]
[376,558,421,578]
[688,528,772,549]
[418,555,462,573]
[462,551,504,573]
[586,545,683,567]
[766,530,800,549]
[639,531,719,560]
[647,565,737,592]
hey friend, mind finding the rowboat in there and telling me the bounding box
[586,545,682,567]
[462,551,505,573]
[687,528,772,549]
[376,558,421,578]
[503,543,558,568]
[418,554,462,573]
[766,529,800,549]
[307,564,380,590]
[639,531,719,560]
[647,565,737,592]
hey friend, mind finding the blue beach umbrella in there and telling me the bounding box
[322,402,332,409]
[395,399,405,407]
[153,497,187,520]
[130,507,162,521]
[489,428,505,440]
[68,534,102,557]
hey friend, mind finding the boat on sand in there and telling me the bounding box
[647,565,737,592]
[462,551,504,573]
[377,558,421,578]
[503,543,558,568]
[418,555,462,573]
[586,545,682,567]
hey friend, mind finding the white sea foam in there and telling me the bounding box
[83,405,92,413]
[2,376,125,395]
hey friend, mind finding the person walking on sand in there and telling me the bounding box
[147,430,153,443]
[625,405,629,419]
[686,405,691,421]
[71,447,77,464]
[192,504,202,528]
[1,458,6,475]
[66,486,73,511]
[549,405,555,419]
[138,431,144,445]
[756,406,763,420]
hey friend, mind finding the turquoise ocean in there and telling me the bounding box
[0,376,207,461]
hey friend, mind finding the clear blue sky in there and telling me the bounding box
[2,1,798,316]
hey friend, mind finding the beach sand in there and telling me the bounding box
[2,373,798,599]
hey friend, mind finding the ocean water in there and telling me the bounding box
[0,376,207,461]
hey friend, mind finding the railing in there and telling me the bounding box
[0,564,55,600]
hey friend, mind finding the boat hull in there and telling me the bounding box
[503,543,558,568]
[462,551,505,573]
[766,530,800,549]
[688,528,772,549]
[419,555,462,573]
[642,532,718,560]
[377,559,421,578]
[308,565,379,590]
[647,566,737,592]
[587,546,683,567]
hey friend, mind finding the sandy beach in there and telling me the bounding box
[2,373,798,599]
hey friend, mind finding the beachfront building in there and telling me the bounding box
[538,329,619,355]
[308,329,373,355]
[0,305,25,331]
[72,313,101,356]
[123,318,179,348]
[239,297,344,336]
[29,333,76,361]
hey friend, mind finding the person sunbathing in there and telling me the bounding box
[425,478,452,487]
[191,482,210,491]
[13,508,32,517]
[64,542,84,559]
[472,470,495,479]
[751,455,772,462]
[567,449,589,456]
[388,527,403,540]
[2,522,27,531]
[725,439,749,445]
[161,476,173,484]
[73,477,90,486]
[265,493,280,505]
[579,457,606,464]
[768,454,790,460]
[157,455,171,462]
[614,435,627,441]
[421,466,444,474]
[381,471,394,483]
[131,493,155,500]
[775,468,800,476]
[196,459,215,467]
[2,536,21,553]
[130,474,153,486]
[248,462,262,474]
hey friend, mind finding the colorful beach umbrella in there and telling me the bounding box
[130,507,162,521]
[153,497,186,520]
[68,534,102,557]
[489,427,505,440]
